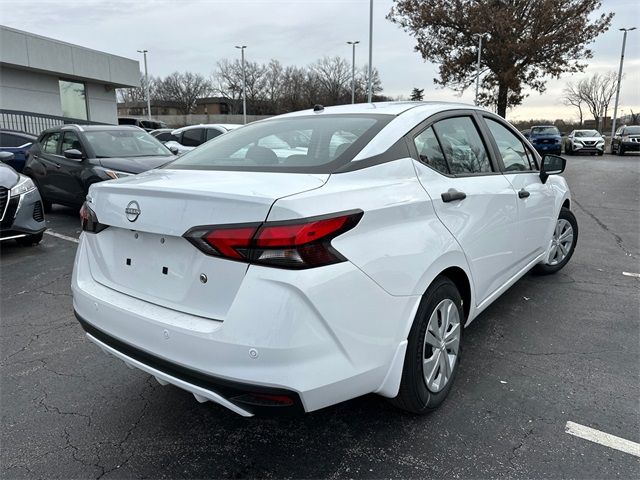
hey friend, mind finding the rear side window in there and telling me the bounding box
[181,128,203,147]
[413,127,449,174]
[432,117,492,174]
[41,132,61,154]
[206,128,223,141]
[166,115,391,173]
[485,119,535,171]
[0,133,32,148]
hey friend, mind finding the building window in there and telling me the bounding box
[59,80,88,120]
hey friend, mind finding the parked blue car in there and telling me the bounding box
[0,130,37,173]
[527,125,562,155]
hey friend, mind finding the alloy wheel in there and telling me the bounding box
[422,299,461,393]
[548,218,574,265]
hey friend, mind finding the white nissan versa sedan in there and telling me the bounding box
[72,102,577,416]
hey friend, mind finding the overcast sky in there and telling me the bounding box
[1,0,638,121]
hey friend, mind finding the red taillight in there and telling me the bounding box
[184,210,362,269]
[80,201,108,233]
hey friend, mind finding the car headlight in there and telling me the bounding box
[102,168,134,180]
[10,174,36,197]
[621,135,630,141]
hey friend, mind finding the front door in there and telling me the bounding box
[410,114,521,305]
[482,116,556,268]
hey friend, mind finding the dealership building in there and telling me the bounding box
[0,25,139,134]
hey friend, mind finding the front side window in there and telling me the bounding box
[486,118,534,172]
[166,115,390,173]
[432,117,492,174]
[41,132,61,154]
[59,80,88,120]
[413,127,448,174]
[83,130,172,158]
[181,128,203,147]
[61,132,83,154]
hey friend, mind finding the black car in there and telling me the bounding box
[611,125,640,155]
[118,117,168,132]
[0,151,46,245]
[23,125,175,211]
[0,129,37,173]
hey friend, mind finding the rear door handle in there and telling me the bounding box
[518,189,530,199]
[441,189,467,203]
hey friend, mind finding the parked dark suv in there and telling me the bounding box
[611,125,640,155]
[23,125,175,211]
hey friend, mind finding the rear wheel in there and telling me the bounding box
[533,208,578,275]
[390,276,463,414]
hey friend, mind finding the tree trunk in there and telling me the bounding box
[497,82,508,118]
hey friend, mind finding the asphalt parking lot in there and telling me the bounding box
[1,153,639,479]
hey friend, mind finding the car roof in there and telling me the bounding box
[171,124,240,134]
[0,129,37,139]
[276,101,477,119]
[41,124,143,135]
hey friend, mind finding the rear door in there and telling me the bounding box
[409,112,521,304]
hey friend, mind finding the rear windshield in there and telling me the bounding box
[165,114,392,173]
[531,126,560,135]
[575,130,600,137]
[84,130,172,158]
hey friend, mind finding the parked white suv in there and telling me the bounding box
[72,102,577,416]
[164,124,242,154]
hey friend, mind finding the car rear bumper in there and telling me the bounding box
[72,234,419,415]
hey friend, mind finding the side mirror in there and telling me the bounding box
[540,154,566,184]
[63,149,84,160]
[168,146,179,155]
[0,151,15,163]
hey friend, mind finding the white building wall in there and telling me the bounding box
[0,67,63,116]
[86,82,117,124]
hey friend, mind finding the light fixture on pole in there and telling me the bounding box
[347,41,360,104]
[610,27,636,152]
[136,49,151,120]
[235,45,247,125]
[367,0,373,103]
[472,33,489,106]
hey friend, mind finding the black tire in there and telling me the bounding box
[566,143,572,155]
[16,232,43,246]
[390,276,464,414]
[532,207,578,275]
[42,200,52,213]
[598,151,604,156]
[619,145,625,156]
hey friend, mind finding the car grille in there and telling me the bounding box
[583,141,596,146]
[33,201,44,222]
[0,188,8,221]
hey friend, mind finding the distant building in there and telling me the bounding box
[0,25,139,133]
[194,97,230,115]
[117,97,230,117]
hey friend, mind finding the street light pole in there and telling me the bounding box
[367,0,373,103]
[235,45,247,125]
[347,41,360,104]
[472,34,488,106]
[137,49,151,120]
[610,27,636,151]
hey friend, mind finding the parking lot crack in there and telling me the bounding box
[573,199,636,258]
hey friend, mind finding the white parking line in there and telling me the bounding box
[44,230,79,244]
[622,272,640,278]
[565,421,640,458]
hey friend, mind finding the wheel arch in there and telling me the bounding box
[438,266,471,322]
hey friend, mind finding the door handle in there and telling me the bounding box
[518,189,530,199]
[441,189,467,203]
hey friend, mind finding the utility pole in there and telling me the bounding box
[137,49,151,119]
[235,45,247,124]
[347,41,360,104]
[367,0,373,103]
[610,27,636,151]
[472,34,489,106]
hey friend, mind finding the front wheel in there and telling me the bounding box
[390,276,463,414]
[533,207,578,275]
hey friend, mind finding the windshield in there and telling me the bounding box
[575,130,600,137]
[625,126,640,135]
[531,126,560,135]
[84,130,172,158]
[165,114,391,173]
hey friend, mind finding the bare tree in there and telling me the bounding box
[563,81,585,126]
[156,72,213,114]
[576,72,618,129]
[116,73,159,103]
